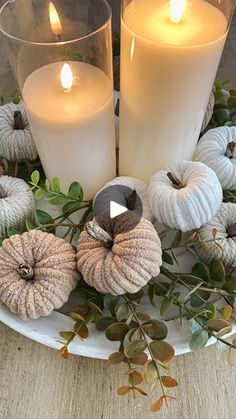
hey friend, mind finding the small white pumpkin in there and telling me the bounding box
[96,176,153,222]
[201,91,215,132]
[194,126,236,189]
[148,161,222,232]
[195,203,236,267]
[0,175,35,236]
[0,100,38,162]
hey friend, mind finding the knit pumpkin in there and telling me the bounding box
[0,175,35,236]
[194,126,236,189]
[77,216,162,295]
[98,176,153,222]
[0,100,38,162]
[148,161,222,232]
[0,230,80,320]
[201,91,214,132]
[195,203,236,267]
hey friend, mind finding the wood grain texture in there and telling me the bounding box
[0,321,236,419]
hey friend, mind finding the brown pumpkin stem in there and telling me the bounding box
[85,221,113,249]
[227,223,236,238]
[167,172,184,190]
[14,111,25,130]
[225,141,235,159]
[17,264,34,280]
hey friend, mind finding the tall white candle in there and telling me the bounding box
[119,0,228,181]
[23,61,116,199]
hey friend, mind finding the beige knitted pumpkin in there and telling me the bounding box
[0,230,80,320]
[195,203,236,267]
[77,216,162,295]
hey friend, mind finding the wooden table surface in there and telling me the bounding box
[0,321,235,419]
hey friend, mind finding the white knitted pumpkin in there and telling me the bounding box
[196,203,236,267]
[201,91,215,132]
[0,175,35,236]
[148,161,222,232]
[96,176,153,222]
[0,100,38,162]
[194,126,236,189]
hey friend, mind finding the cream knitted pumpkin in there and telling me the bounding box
[0,230,80,320]
[0,100,38,162]
[0,175,35,236]
[148,161,222,232]
[194,126,236,189]
[195,203,236,267]
[98,176,153,222]
[77,216,162,295]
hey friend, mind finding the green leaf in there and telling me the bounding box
[59,331,74,341]
[142,320,168,340]
[25,219,36,231]
[68,182,82,200]
[7,228,19,237]
[35,209,54,226]
[160,297,174,316]
[209,260,225,282]
[74,320,89,339]
[190,289,210,307]
[189,329,209,351]
[123,328,137,348]
[31,170,40,185]
[105,322,129,341]
[70,312,86,322]
[51,177,60,193]
[62,201,80,214]
[47,195,67,205]
[116,303,129,321]
[10,89,21,104]
[207,318,231,332]
[45,179,50,191]
[108,352,124,365]
[188,318,202,334]
[162,251,173,265]
[148,283,155,306]
[35,188,46,200]
[171,230,182,247]
[124,340,147,358]
[95,317,116,332]
[150,341,175,363]
[144,361,157,384]
[223,276,236,293]
[191,262,209,281]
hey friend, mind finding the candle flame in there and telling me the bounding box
[49,2,62,36]
[60,63,73,91]
[170,0,186,23]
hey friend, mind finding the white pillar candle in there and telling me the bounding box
[23,61,116,199]
[119,0,228,181]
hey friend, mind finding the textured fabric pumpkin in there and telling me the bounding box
[195,203,236,267]
[194,126,236,189]
[98,176,153,222]
[0,175,35,236]
[77,216,162,295]
[148,161,222,232]
[0,230,80,320]
[0,100,38,162]
[201,91,214,132]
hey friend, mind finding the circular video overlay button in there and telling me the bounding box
[93,185,143,235]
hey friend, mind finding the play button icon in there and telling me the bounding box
[93,184,143,235]
[110,201,128,219]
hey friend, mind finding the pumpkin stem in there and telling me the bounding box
[167,172,184,190]
[85,221,113,249]
[227,223,236,238]
[13,111,25,130]
[17,264,34,280]
[225,141,235,159]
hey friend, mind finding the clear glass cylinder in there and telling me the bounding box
[119,0,236,181]
[0,0,116,199]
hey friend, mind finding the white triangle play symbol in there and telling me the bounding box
[110,200,128,219]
